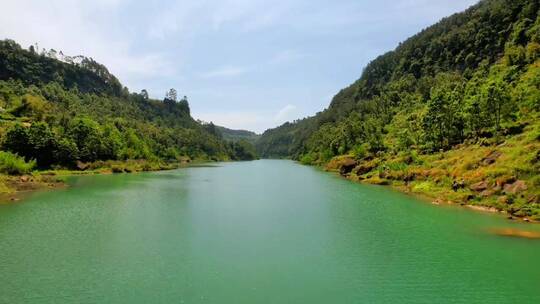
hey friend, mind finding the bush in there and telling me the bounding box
[300,153,316,165]
[0,151,35,175]
[352,144,369,159]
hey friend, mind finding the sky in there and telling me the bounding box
[1,0,478,133]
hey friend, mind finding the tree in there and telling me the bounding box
[364,117,385,152]
[140,89,149,100]
[464,95,487,138]
[55,138,79,166]
[178,95,190,114]
[100,123,124,160]
[2,124,31,158]
[165,88,177,103]
[68,118,103,162]
[422,75,465,151]
[27,122,57,166]
[0,39,236,167]
[2,123,58,167]
[481,79,512,136]
[229,140,258,161]
[204,122,220,138]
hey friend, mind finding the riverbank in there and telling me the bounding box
[0,174,65,202]
[3,159,540,303]
[322,125,540,223]
[0,159,190,202]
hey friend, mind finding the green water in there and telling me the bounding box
[1,160,539,303]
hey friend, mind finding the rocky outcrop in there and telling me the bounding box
[497,196,510,204]
[468,178,527,197]
[76,161,89,171]
[503,180,528,194]
[325,156,358,176]
[470,180,489,192]
[352,162,377,176]
[481,150,502,166]
[339,159,358,176]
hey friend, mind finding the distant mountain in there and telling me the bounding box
[216,126,260,144]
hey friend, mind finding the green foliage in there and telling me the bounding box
[422,74,465,151]
[68,118,105,162]
[254,0,540,218]
[300,153,316,165]
[0,40,123,96]
[55,138,79,165]
[481,78,513,136]
[216,125,260,144]
[256,120,310,158]
[352,143,370,160]
[0,151,35,175]
[10,94,51,119]
[0,40,244,169]
[258,0,540,162]
[27,122,58,166]
[228,140,258,161]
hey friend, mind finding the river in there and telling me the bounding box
[1,160,539,303]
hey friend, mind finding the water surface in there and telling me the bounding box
[1,160,539,303]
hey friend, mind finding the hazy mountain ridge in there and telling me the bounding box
[216,126,260,144]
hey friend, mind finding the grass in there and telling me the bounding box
[0,151,35,175]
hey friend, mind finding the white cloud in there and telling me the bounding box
[193,111,267,133]
[200,66,249,79]
[145,1,208,40]
[193,103,300,133]
[274,104,298,123]
[199,50,305,80]
[207,0,292,32]
[0,0,173,92]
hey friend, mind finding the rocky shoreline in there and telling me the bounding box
[323,154,539,224]
[0,174,65,203]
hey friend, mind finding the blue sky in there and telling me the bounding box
[1,0,478,133]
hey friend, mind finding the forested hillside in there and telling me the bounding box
[216,125,260,144]
[0,39,256,179]
[257,0,540,220]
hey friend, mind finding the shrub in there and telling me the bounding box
[111,165,124,173]
[352,143,369,160]
[0,151,35,175]
[300,153,316,165]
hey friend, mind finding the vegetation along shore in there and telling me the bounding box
[257,0,540,222]
[0,39,258,198]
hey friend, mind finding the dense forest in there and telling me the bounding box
[0,39,257,177]
[257,0,540,220]
[215,125,260,145]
